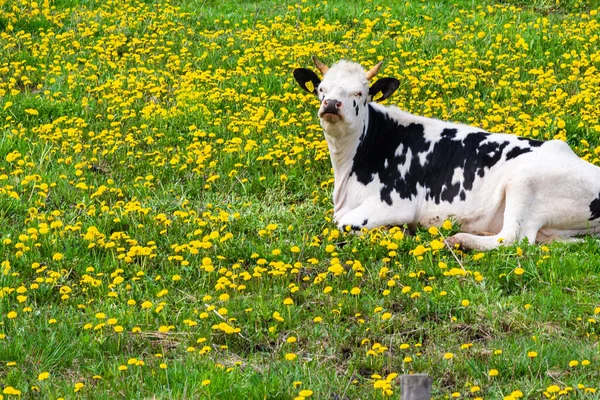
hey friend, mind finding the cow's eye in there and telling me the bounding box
[355,91,363,97]
[319,87,324,93]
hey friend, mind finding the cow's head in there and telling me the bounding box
[293,57,400,127]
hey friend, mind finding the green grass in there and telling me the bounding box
[0,0,600,398]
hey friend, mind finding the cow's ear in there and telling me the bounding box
[369,78,400,102]
[293,68,321,94]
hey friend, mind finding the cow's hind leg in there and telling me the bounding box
[446,184,542,251]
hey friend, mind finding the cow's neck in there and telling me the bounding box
[322,118,367,213]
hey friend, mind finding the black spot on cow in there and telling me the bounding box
[362,218,369,226]
[506,147,531,160]
[353,100,360,116]
[505,137,543,160]
[589,192,600,220]
[351,106,533,205]
[517,136,543,147]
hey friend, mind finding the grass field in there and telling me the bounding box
[1,0,600,398]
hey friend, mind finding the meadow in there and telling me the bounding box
[1,0,600,398]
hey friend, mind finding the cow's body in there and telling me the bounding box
[294,58,600,250]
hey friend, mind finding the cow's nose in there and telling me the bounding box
[323,99,342,114]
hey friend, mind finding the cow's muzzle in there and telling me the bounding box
[319,99,343,122]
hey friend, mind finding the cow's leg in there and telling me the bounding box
[337,198,417,232]
[446,184,542,251]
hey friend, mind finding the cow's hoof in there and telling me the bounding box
[445,233,467,250]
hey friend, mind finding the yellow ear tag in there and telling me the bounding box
[305,81,314,92]
[372,91,383,101]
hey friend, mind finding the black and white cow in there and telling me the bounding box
[293,57,600,251]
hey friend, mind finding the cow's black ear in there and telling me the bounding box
[369,78,400,102]
[293,68,321,94]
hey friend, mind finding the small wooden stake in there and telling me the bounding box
[401,374,432,400]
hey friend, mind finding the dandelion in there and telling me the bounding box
[527,351,538,358]
[488,369,499,377]
[38,372,50,381]
[141,301,153,309]
[514,267,525,275]
[283,298,294,305]
[285,353,297,361]
[546,385,560,393]
[3,386,21,395]
[350,287,361,295]
[430,239,445,250]
[444,352,454,360]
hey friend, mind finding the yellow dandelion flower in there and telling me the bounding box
[3,386,21,395]
[283,298,294,305]
[514,267,525,275]
[38,372,50,381]
[546,385,560,393]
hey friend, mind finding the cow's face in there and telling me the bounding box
[294,58,399,130]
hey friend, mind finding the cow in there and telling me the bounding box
[293,56,600,251]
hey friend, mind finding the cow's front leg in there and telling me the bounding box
[336,198,417,232]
